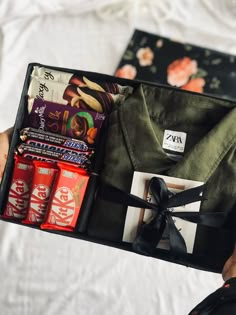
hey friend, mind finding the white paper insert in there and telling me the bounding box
[123,171,203,254]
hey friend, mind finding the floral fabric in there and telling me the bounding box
[115,29,236,100]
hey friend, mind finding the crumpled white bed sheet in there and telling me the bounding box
[0,0,235,314]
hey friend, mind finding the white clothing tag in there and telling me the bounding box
[162,130,187,153]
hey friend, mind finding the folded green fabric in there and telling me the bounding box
[88,84,236,268]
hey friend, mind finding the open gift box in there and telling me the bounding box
[0,63,235,273]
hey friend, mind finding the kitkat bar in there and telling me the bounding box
[2,156,34,220]
[41,162,89,232]
[16,143,91,167]
[28,76,125,114]
[20,128,89,152]
[22,161,58,225]
[27,98,105,145]
[31,66,133,96]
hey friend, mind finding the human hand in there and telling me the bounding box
[0,127,13,183]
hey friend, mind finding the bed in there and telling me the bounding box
[0,1,235,314]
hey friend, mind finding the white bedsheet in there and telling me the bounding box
[0,0,235,314]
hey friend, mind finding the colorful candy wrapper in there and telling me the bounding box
[20,128,89,152]
[27,98,105,145]
[2,156,34,220]
[31,66,133,96]
[28,76,126,114]
[22,161,58,225]
[16,143,91,167]
[21,140,93,157]
[41,162,89,232]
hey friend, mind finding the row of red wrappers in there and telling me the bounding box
[2,155,89,232]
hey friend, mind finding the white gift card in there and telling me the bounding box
[122,171,203,254]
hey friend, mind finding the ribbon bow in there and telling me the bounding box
[98,177,226,256]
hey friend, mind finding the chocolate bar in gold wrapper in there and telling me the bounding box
[31,66,133,96]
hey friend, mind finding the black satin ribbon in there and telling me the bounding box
[98,177,226,256]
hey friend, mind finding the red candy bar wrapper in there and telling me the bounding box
[2,156,34,220]
[22,161,58,225]
[27,98,105,146]
[20,128,89,152]
[16,143,91,167]
[31,66,133,96]
[28,76,126,114]
[41,162,89,232]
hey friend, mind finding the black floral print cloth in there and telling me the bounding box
[115,29,236,101]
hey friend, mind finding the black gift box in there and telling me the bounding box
[0,63,234,274]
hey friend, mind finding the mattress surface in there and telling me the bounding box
[0,1,235,314]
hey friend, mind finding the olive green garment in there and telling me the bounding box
[88,84,236,267]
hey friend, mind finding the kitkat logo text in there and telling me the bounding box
[6,180,30,218]
[29,184,50,222]
[50,187,75,226]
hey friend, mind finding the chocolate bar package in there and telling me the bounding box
[27,98,106,145]
[22,161,58,225]
[32,66,133,96]
[41,162,89,232]
[20,128,89,152]
[2,156,34,220]
[17,143,91,167]
[22,140,92,157]
[0,62,235,274]
[28,76,126,114]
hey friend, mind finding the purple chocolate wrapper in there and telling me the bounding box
[27,98,106,146]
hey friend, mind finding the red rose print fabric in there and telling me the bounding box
[115,29,236,100]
